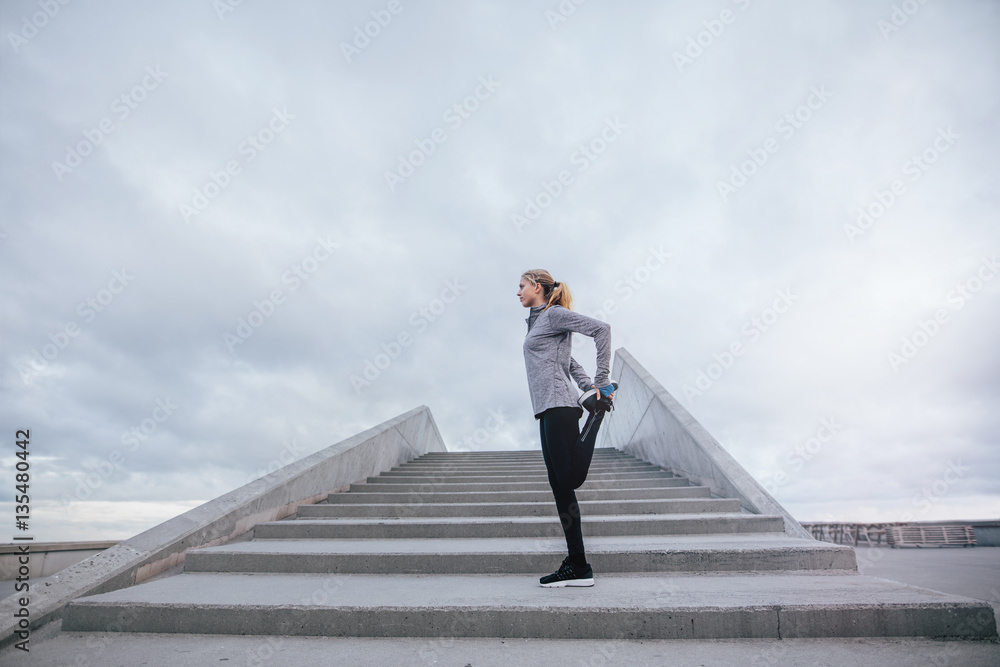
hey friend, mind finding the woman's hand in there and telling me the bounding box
[593,383,615,400]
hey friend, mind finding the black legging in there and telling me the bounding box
[538,406,606,558]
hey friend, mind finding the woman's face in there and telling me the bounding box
[517,277,544,308]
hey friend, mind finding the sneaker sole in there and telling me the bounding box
[539,578,595,588]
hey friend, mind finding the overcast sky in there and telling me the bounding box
[1,0,997,542]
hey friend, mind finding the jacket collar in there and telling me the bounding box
[525,303,548,329]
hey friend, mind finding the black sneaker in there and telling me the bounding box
[578,382,618,414]
[539,557,595,587]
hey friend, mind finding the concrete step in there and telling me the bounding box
[296,497,741,518]
[383,465,661,476]
[18,634,1000,665]
[348,477,692,493]
[396,459,654,469]
[253,513,786,539]
[324,486,711,504]
[183,535,855,575]
[416,449,623,458]
[389,466,656,475]
[372,470,675,480]
[363,474,677,485]
[63,572,997,639]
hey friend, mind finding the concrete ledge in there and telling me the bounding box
[597,348,812,539]
[349,478,692,492]
[62,572,997,639]
[295,497,742,518]
[0,406,446,648]
[324,486,712,504]
[0,541,118,580]
[253,514,786,539]
[9,634,1000,666]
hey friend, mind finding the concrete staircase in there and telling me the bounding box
[62,448,995,640]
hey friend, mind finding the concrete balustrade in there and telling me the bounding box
[0,405,445,649]
[597,347,812,539]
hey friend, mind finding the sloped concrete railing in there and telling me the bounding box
[0,405,446,648]
[596,348,811,540]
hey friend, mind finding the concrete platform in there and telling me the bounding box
[8,633,998,667]
[390,462,657,471]
[374,469,675,479]
[253,513,786,539]
[416,450,621,459]
[349,477,692,491]
[8,549,999,664]
[182,534,857,574]
[62,572,997,639]
[364,471,678,483]
[325,485,711,504]
[857,545,1000,628]
[297,497,742,518]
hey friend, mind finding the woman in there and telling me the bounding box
[518,269,617,587]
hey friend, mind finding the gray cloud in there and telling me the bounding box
[1,0,997,540]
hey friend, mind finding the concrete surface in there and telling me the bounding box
[52,447,996,644]
[4,449,999,662]
[252,513,785,539]
[5,631,998,666]
[181,533,856,574]
[324,486,712,503]
[856,545,1000,628]
[374,469,675,479]
[0,541,117,580]
[597,348,811,539]
[348,476,692,491]
[8,548,1000,665]
[296,497,743,518]
[0,406,446,649]
[61,572,995,639]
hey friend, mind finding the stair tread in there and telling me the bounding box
[309,498,733,507]
[67,571,981,610]
[273,513,778,526]
[191,534,845,556]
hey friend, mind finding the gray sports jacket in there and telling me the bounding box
[523,303,612,419]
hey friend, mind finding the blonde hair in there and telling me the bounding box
[521,269,573,311]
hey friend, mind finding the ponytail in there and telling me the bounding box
[521,269,573,311]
